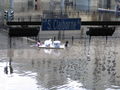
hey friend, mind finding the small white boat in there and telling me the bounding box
[38,39,65,49]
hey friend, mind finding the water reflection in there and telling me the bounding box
[4,58,13,74]
[8,46,90,90]
[43,49,61,56]
[50,78,87,90]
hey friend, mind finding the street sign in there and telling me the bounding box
[42,18,81,30]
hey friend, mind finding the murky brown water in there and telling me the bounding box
[0,30,120,90]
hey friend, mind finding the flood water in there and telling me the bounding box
[0,31,120,90]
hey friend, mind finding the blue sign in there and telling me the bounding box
[42,18,81,30]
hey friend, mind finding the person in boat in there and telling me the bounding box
[36,40,41,47]
[65,41,69,47]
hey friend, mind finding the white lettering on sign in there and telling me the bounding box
[42,18,81,30]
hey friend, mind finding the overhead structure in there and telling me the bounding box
[7,20,120,37]
[81,21,117,36]
[9,27,39,37]
[7,21,40,37]
[86,27,115,36]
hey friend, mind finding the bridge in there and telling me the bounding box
[7,20,120,37]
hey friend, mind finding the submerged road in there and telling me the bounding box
[0,28,120,90]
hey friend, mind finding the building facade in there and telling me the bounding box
[0,0,118,22]
[9,0,41,12]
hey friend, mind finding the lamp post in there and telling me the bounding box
[9,0,14,9]
[88,0,90,12]
[60,0,65,16]
[9,0,14,21]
